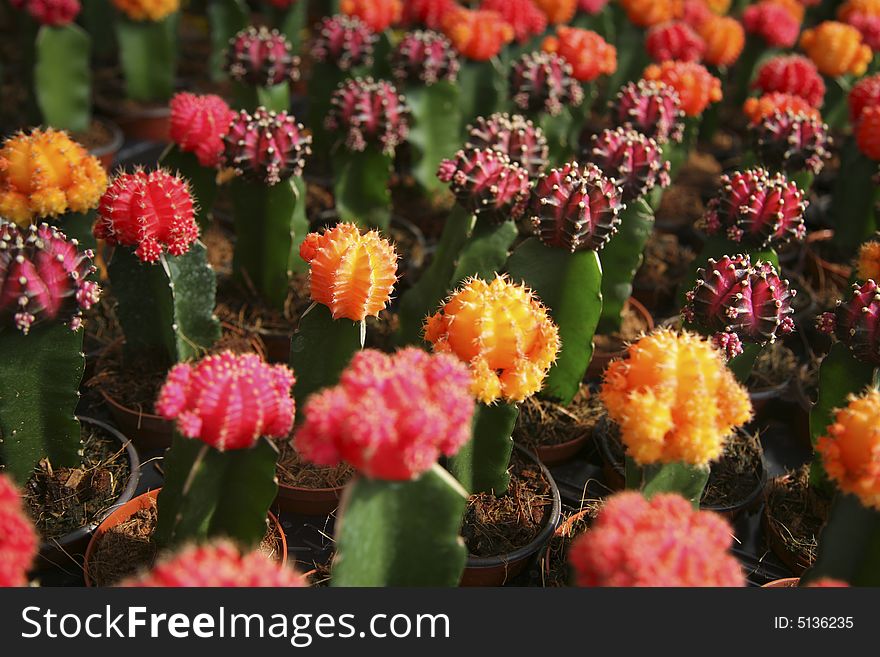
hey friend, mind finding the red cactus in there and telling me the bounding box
[122,540,307,587]
[11,0,80,25]
[0,222,100,334]
[341,0,402,32]
[578,0,609,14]
[569,492,745,587]
[481,0,547,44]
[437,148,531,223]
[819,280,880,365]
[850,73,880,122]
[752,55,826,109]
[311,14,376,71]
[680,0,713,30]
[222,108,312,186]
[95,169,198,264]
[856,105,880,159]
[752,110,832,174]
[226,26,300,88]
[0,474,37,587]
[326,77,409,156]
[743,1,801,48]
[846,12,880,51]
[642,60,722,117]
[589,127,671,202]
[391,30,459,86]
[402,0,457,29]
[295,348,475,481]
[510,51,585,117]
[610,80,685,145]
[528,163,623,252]
[542,26,617,83]
[702,168,806,248]
[465,113,549,177]
[683,254,797,357]
[156,351,296,451]
[646,21,706,63]
[169,93,235,168]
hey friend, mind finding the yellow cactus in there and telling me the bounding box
[424,275,560,404]
[600,329,753,466]
[0,128,107,227]
[800,21,872,78]
[817,389,880,511]
[857,240,880,281]
[112,0,179,21]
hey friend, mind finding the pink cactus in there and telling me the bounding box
[391,30,460,86]
[752,55,826,109]
[529,163,623,252]
[569,492,745,587]
[0,222,100,334]
[95,169,198,264]
[465,113,549,176]
[818,280,880,365]
[481,0,547,43]
[646,21,706,63]
[752,110,832,175]
[589,127,671,202]
[509,51,584,117]
[326,77,409,156]
[223,108,312,186]
[850,73,880,122]
[437,148,531,223]
[11,0,80,25]
[122,540,307,587]
[742,1,801,48]
[295,348,475,481]
[169,93,235,168]
[226,26,300,88]
[609,79,685,144]
[156,351,296,451]
[401,0,456,29]
[702,168,807,248]
[847,12,880,52]
[311,14,377,71]
[0,473,38,587]
[683,254,797,358]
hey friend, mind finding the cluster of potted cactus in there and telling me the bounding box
[2,0,880,592]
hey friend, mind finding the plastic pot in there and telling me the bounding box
[111,104,171,143]
[761,503,813,577]
[274,481,344,516]
[100,388,174,452]
[85,118,124,172]
[586,297,655,379]
[533,430,593,467]
[749,378,792,417]
[34,416,141,571]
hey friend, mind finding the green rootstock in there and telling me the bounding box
[110,243,221,369]
[405,82,462,197]
[116,13,179,103]
[160,145,218,230]
[332,464,468,587]
[289,304,361,413]
[35,23,91,133]
[308,62,347,167]
[598,197,654,334]
[230,176,302,311]
[155,434,279,549]
[233,81,290,113]
[458,58,509,135]
[0,324,83,485]
[625,456,711,509]
[803,494,880,586]
[507,238,602,406]
[451,219,517,285]
[333,146,393,231]
[832,138,880,254]
[207,0,248,82]
[271,0,308,51]
[538,108,584,167]
[448,402,519,495]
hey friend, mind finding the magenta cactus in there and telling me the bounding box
[528,163,624,252]
[392,30,460,86]
[683,254,797,358]
[510,51,584,117]
[222,107,312,186]
[226,26,300,88]
[817,280,880,365]
[610,80,685,145]
[311,14,376,71]
[752,110,832,175]
[0,473,37,587]
[702,168,807,249]
[465,113,549,176]
[437,148,531,223]
[326,77,410,156]
[589,127,671,202]
[0,222,100,334]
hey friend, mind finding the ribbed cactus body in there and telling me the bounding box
[642,60,722,117]
[465,113,549,177]
[169,92,235,168]
[312,14,376,71]
[509,51,584,117]
[542,26,617,83]
[392,30,459,86]
[223,108,312,186]
[753,55,826,109]
[438,148,530,224]
[753,110,832,175]
[610,80,684,145]
[226,26,300,88]
[480,0,546,43]
[646,21,706,62]
[590,127,670,202]
[821,280,880,365]
[326,77,409,156]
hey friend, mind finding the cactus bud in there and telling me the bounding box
[825,280,880,364]
[156,351,296,451]
[589,127,671,202]
[481,0,547,43]
[326,77,409,156]
[752,55,826,109]
[509,51,584,117]
[465,113,549,176]
[169,92,235,168]
[437,148,531,223]
[341,0,402,33]
[0,474,37,587]
[541,26,617,82]
[311,14,376,71]
[610,80,685,144]
[645,21,706,63]
[752,110,832,175]
[222,107,312,186]
[225,26,301,88]
[391,30,460,86]
[743,1,801,48]
[800,21,872,78]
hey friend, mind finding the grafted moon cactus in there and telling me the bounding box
[440,7,514,62]
[646,21,706,63]
[403,0,456,30]
[437,148,530,224]
[541,26,617,83]
[169,92,235,168]
[699,14,745,67]
[465,113,549,177]
[589,127,671,202]
[392,30,459,86]
[818,280,880,365]
[326,77,410,156]
[752,55,826,109]
[744,92,821,125]
[225,26,300,88]
[509,51,584,117]
[0,474,38,587]
[610,80,685,145]
[11,0,80,25]
[849,73,880,122]
[743,0,801,48]
[222,107,312,186]
[800,20,872,78]
[642,60,722,117]
[311,14,376,71]
[341,0,402,32]
[752,110,832,175]
[480,0,547,44]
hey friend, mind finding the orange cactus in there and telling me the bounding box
[533,0,578,24]
[299,223,398,322]
[600,329,753,466]
[856,105,880,160]
[705,0,731,13]
[340,0,403,32]
[767,0,805,22]
[542,26,617,82]
[619,0,682,27]
[817,388,880,510]
[839,0,880,21]
[424,275,560,404]
[743,92,822,124]
[111,0,179,21]
[857,239,880,280]
[800,21,872,78]
[642,60,722,116]
[442,7,514,61]
[0,128,107,227]
[699,15,745,67]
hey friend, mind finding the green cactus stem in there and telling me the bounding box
[270,0,308,51]
[109,243,221,369]
[80,0,117,60]
[229,175,307,310]
[332,146,393,231]
[832,138,880,253]
[308,63,349,168]
[233,81,291,113]
[451,219,518,285]
[447,402,519,495]
[34,23,91,133]
[664,117,700,181]
[538,108,583,167]
[116,12,179,103]
[207,0,248,83]
[0,323,83,485]
[154,434,279,549]
[603,5,648,103]
[405,82,462,197]
[625,456,711,509]
[507,237,603,405]
[160,145,219,230]
[458,57,509,136]
[731,36,775,108]
[331,464,468,587]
